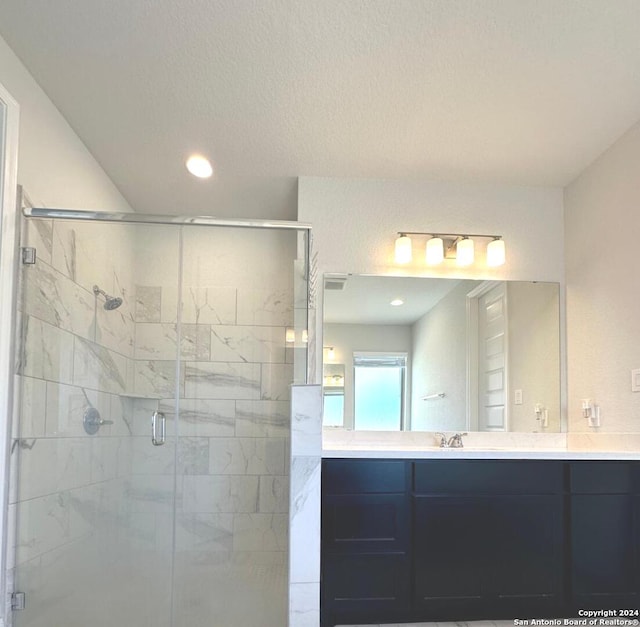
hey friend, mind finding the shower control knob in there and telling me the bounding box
[82,407,114,435]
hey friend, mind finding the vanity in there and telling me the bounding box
[321,449,640,627]
[315,273,638,626]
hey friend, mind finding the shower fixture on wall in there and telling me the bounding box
[93,285,123,310]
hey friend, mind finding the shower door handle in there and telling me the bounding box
[151,411,166,446]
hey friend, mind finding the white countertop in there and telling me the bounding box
[322,428,640,460]
[322,447,640,460]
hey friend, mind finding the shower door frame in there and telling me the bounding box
[9,205,312,626]
[0,82,20,627]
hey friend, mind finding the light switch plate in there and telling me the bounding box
[632,369,640,393]
[514,389,523,405]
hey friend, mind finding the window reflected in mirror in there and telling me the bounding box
[354,353,406,430]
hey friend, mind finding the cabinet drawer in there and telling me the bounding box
[570,462,634,494]
[414,460,563,495]
[322,493,410,553]
[322,552,410,611]
[323,459,408,494]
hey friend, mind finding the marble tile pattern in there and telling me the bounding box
[130,281,303,626]
[12,216,138,626]
[135,285,161,323]
[11,221,308,627]
[289,385,323,627]
[160,285,237,325]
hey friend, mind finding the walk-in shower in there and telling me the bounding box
[8,207,311,627]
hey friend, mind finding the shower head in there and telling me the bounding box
[93,285,123,311]
[104,296,123,310]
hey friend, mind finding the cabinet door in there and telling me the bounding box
[413,496,486,606]
[414,494,564,617]
[571,494,639,607]
[322,493,409,553]
[487,495,564,609]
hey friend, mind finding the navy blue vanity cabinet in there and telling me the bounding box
[569,462,640,610]
[321,458,640,627]
[412,461,565,619]
[321,459,412,627]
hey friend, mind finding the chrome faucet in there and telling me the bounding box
[447,432,467,448]
[434,432,467,448]
[434,432,448,447]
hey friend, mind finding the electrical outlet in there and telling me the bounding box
[632,369,640,393]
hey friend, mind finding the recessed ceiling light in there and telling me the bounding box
[390,298,404,306]
[186,154,213,178]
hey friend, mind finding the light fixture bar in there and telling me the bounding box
[396,231,502,239]
[394,231,505,267]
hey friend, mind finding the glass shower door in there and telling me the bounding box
[11,214,309,627]
[169,224,308,626]
[11,218,181,627]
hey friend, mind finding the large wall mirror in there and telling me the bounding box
[322,274,562,433]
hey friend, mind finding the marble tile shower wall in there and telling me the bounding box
[128,226,301,625]
[10,218,137,626]
[131,280,294,542]
[10,222,303,626]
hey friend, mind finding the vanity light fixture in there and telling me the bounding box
[425,236,444,265]
[456,237,474,267]
[394,233,412,264]
[486,237,506,267]
[324,346,336,360]
[394,232,505,267]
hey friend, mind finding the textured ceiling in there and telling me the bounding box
[1,0,640,219]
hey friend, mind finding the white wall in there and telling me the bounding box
[565,119,640,433]
[0,34,131,211]
[507,282,560,432]
[323,322,412,429]
[299,177,564,281]
[299,177,566,418]
[411,281,476,432]
[1,36,132,626]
